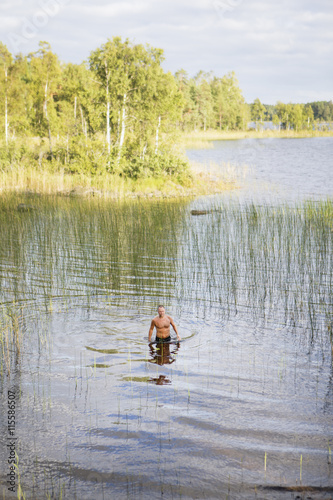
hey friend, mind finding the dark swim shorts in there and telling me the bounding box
[156,335,171,343]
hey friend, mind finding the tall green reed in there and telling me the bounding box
[177,199,332,346]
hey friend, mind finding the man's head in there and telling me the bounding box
[157,305,165,317]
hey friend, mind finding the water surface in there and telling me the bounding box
[187,137,333,203]
[0,138,332,499]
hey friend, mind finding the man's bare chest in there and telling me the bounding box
[155,317,170,328]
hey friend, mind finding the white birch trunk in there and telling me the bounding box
[80,105,84,135]
[48,124,53,157]
[44,80,48,118]
[66,133,69,163]
[44,79,53,157]
[117,110,120,143]
[117,93,127,163]
[155,115,161,154]
[4,67,8,145]
[105,61,111,155]
[142,143,147,160]
[106,100,110,154]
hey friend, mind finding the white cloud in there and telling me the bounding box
[0,16,22,30]
[79,1,148,17]
[0,0,332,103]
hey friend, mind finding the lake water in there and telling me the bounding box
[187,137,333,203]
[0,138,332,500]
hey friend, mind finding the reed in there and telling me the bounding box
[178,199,333,346]
[0,195,331,383]
[13,451,26,500]
[0,304,22,375]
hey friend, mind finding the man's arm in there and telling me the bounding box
[169,316,181,340]
[148,320,155,342]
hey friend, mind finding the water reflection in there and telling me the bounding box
[149,375,171,385]
[148,340,180,367]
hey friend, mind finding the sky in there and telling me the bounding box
[1,0,332,104]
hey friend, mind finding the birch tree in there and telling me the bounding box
[89,38,170,164]
[27,42,61,156]
[89,38,129,157]
[251,98,266,130]
[0,43,12,145]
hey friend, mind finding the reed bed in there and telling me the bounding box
[0,162,234,198]
[0,195,186,327]
[190,160,250,183]
[0,194,331,500]
[0,165,182,197]
[0,195,332,376]
[177,199,333,347]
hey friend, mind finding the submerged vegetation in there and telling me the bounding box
[0,303,22,376]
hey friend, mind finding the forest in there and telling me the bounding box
[0,38,332,181]
[251,99,333,131]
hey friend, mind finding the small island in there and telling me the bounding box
[0,38,332,198]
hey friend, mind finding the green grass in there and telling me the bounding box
[0,157,235,198]
[0,136,237,198]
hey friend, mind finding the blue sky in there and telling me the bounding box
[1,0,332,104]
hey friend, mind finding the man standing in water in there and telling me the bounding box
[148,305,181,343]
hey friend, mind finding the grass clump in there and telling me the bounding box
[0,135,239,198]
[0,138,236,198]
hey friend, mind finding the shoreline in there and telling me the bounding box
[0,167,237,200]
[2,129,331,198]
[182,128,333,148]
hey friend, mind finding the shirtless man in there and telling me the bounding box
[148,305,181,343]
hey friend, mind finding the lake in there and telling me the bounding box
[187,136,333,203]
[0,137,332,499]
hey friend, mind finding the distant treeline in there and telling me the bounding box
[174,69,249,131]
[174,75,332,132]
[253,99,333,130]
[0,38,331,178]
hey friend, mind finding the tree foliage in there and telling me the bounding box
[175,69,249,131]
[251,100,331,131]
[0,38,331,179]
[0,38,186,178]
